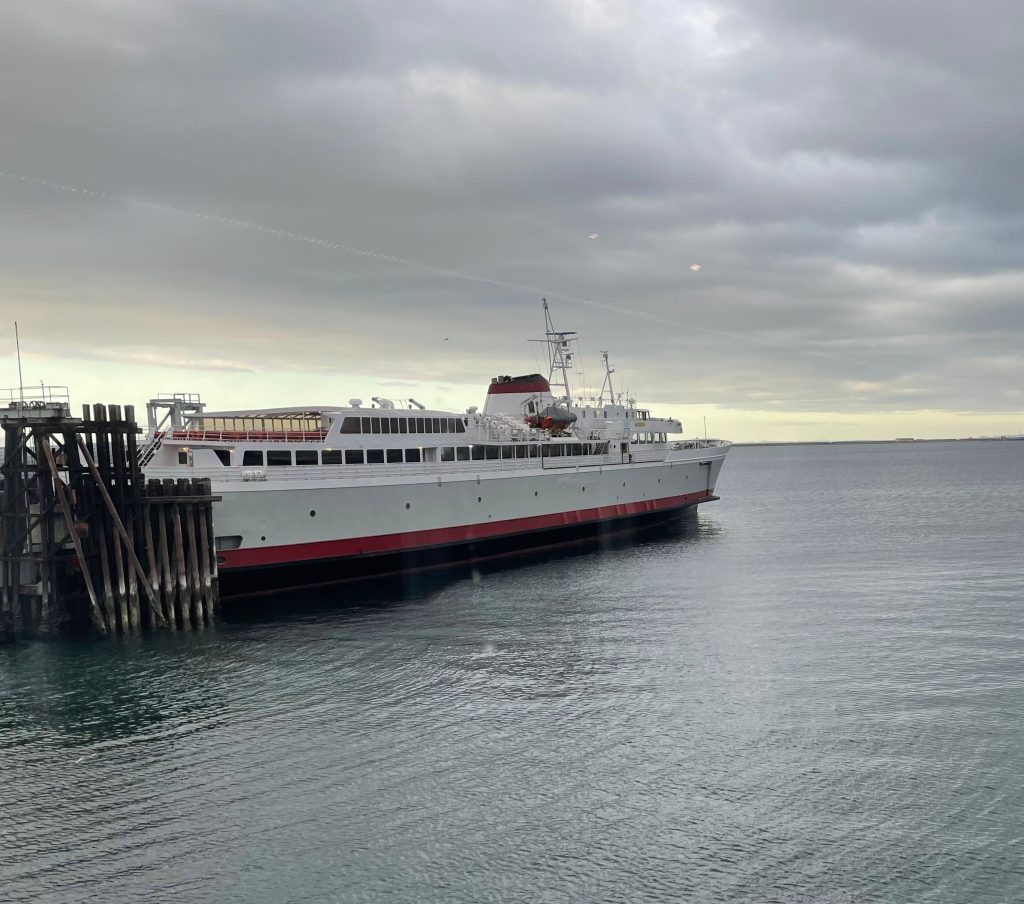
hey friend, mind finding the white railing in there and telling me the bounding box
[143,451,651,484]
[138,430,166,467]
[149,429,329,444]
[2,385,71,406]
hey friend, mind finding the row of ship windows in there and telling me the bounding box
[197,441,613,467]
[632,433,668,444]
[194,417,321,432]
[338,416,467,435]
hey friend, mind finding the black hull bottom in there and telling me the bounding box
[219,504,701,602]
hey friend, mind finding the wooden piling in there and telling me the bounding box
[142,481,162,622]
[170,481,190,627]
[95,518,117,633]
[196,479,214,620]
[41,443,106,635]
[2,395,219,640]
[154,480,176,627]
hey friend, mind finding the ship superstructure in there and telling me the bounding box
[142,304,730,595]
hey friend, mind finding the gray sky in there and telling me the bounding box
[2,0,1023,439]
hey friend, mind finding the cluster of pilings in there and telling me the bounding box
[1,396,219,640]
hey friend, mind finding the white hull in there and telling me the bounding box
[147,446,728,589]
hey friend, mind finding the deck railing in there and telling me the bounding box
[164,429,330,444]
[2,385,71,407]
[145,451,636,484]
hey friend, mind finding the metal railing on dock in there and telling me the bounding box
[1,398,220,640]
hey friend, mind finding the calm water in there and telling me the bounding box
[2,442,1022,904]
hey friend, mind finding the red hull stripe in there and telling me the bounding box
[487,380,551,395]
[220,490,714,570]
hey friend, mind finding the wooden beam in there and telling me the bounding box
[41,442,107,634]
[75,434,166,627]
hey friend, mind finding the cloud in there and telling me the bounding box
[1,0,1022,437]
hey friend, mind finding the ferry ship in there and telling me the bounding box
[141,303,731,596]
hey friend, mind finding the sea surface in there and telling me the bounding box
[2,441,1022,904]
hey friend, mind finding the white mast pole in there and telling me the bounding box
[15,321,24,402]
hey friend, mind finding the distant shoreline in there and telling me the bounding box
[734,437,1024,447]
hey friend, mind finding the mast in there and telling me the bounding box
[538,298,576,407]
[597,351,615,405]
[14,321,24,402]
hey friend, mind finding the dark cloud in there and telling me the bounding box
[1,0,1022,423]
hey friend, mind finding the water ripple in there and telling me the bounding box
[2,442,1023,903]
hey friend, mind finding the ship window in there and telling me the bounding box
[410,417,420,433]
[515,445,528,459]
[178,451,189,465]
[456,447,470,461]
[405,448,421,463]
[242,450,264,466]
[398,418,408,434]
[295,450,318,466]
[445,418,454,433]
[366,449,385,464]
[387,449,403,463]
[571,444,583,456]
[393,418,403,433]
[380,418,391,435]
[371,417,381,434]
[360,417,370,434]
[267,450,292,466]
[485,446,500,460]
[432,417,441,433]
[529,445,539,458]
[322,449,343,465]
[214,449,231,466]
[456,419,466,433]
[345,450,364,464]
[441,447,455,462]
[471,446,485,461]
[528,401,536,414]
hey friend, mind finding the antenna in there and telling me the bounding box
[14,321,24,402]
[704,416,708,442]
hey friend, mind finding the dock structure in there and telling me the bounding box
[0,389,219,640]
